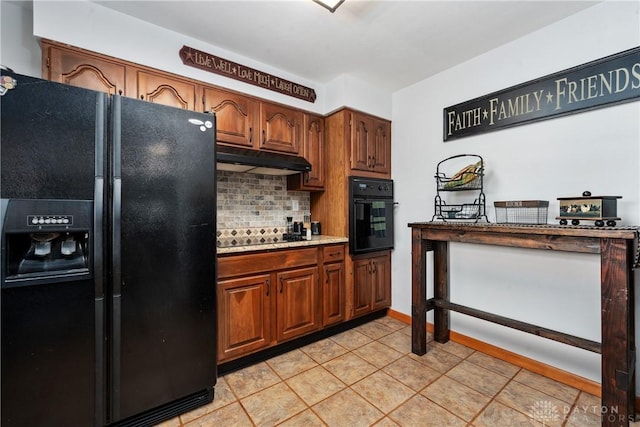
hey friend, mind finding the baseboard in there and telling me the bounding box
[386,308,640,410]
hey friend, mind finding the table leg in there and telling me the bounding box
[434,240,450,343]
[601,237,636,426]
[411,229,427,355]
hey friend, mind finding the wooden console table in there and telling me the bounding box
[409,222,639,426]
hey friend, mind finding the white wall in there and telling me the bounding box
[22,0,391,117]
[392,0,640,385]
[0,1,40,76]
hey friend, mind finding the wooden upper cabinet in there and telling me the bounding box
[287,113,325,191]
[351,114,371,172]
[43,42,128,95]
[350,112,391,176]
[203,87,259,148]
[260,102,301,154]
[301,114,325,188]
[370,118,391,175]
[134,69,197,110]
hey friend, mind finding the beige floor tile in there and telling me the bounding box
[496,381,569,427]
[564,409,602,426]
[301,338,348,364]
[322,352,378,385]
[422,375,491,422]
[224,362,281,399]
[183,401,252,426]
[353,341,404,368]
[277,408,327,427]
[446,360,511,397]
[513,369,580,404]
[466,351,520,378]
[388,394,466,427]
[398,325,412,336]
[407,345,462,373]
[373,316,408,331]
[382,356,442,391]
[377,330,412,354]
[573,391,602,416]
[155,417,181,427]
[285,365,346,406]
[472,400,543,427]
[430,339,475,359]
[329,328,373,350]
[355,320,396,339]
[177,317,606,427]
[313,388,384,427]
[241,382,307,426]
[180,377,237,423]
[266,348,319,379]
[372,416,400,426]
[351,371,416,413]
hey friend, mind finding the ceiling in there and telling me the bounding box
[93,0,600,93]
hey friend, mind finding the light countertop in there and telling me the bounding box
[217,235,348,255]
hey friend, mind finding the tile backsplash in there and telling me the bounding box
[217,171,310,246]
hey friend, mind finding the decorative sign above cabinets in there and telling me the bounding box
[179,45,317,103]
[444,46,640,141]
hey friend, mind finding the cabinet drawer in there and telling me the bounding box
[323,245,344,262]
[218,247,318,279]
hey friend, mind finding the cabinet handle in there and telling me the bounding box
[266,279,270,296]
[262,129,266,144]
[370,156,376,169]
[249,127,253,143]
[372,261,377,274]
[279,277,284,293]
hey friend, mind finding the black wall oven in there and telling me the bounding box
[349,177,395,254]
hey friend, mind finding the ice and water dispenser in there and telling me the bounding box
[1,199,93,286]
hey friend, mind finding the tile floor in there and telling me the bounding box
[160,316,639,426]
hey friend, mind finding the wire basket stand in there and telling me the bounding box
[432,154,488,222]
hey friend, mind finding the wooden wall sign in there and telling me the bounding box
[179,45,316,103]
[444,46,640,141]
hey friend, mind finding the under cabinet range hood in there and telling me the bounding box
[216,144,312,176]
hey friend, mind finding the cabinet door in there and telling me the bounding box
[203,87,258,148]
[301,114,325,189]
[260,102,301,154]
[135,70,196,110]
[217,274,272,362]
[350,113,371,172]
[44,45,127,95]
[371,253,391,310]
[323,262,345,326]
[370,118,391,175]
[352,258,373,318]
[287,113,324,191]
[276,267,319,342]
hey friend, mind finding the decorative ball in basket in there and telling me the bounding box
[557,191,621,227]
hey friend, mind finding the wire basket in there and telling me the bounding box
[494,200,549,224]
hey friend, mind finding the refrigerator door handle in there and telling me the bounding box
[110,95,122,422]
[94,92,107,427]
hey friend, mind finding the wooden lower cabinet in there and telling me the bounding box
[217,274,272,362]
[352,251,391,318]
[217,245,344,363]
[322,245,346,326]
[276,267,320,341]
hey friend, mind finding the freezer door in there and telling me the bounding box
[110,96,216,422]
[0,73,106,427]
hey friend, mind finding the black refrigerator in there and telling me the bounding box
[0,72,217,426]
